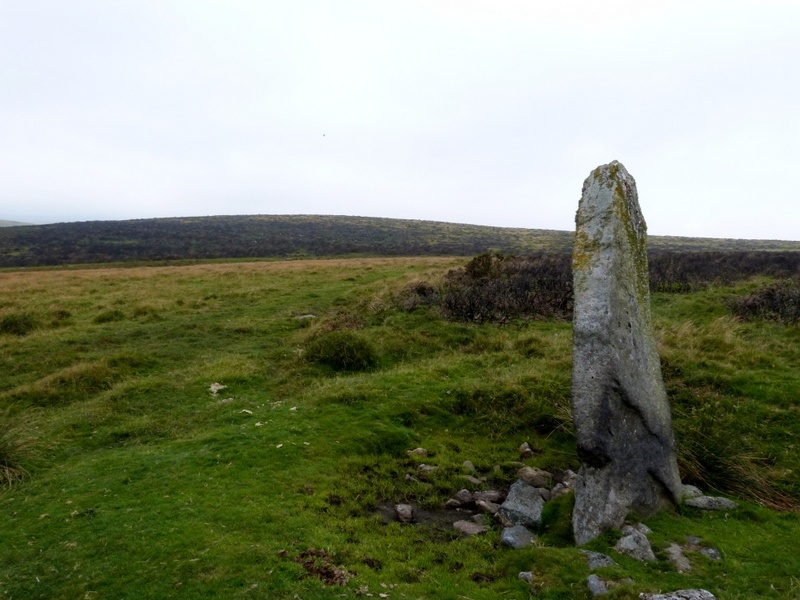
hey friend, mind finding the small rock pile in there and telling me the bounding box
[396,444,577,549]
[393,445,733,599]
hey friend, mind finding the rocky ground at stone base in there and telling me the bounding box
[384,444,732,598]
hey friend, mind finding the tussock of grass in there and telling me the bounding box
[0,408,32,487]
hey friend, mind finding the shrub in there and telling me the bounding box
[304,330,378,372]
[440,252,573,323]
[728,280,800,324]
[0,312,38,336]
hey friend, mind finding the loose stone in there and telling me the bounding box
[496,480,545,528]
[684,496,736,511]
[699,547,722,561]
[518,571,534,583]
[395,504,413,524]
[476,499,500,515]
[614,527,656,562]
[586,574,609,596]
[452,520,486,536]
[517,466,551,488]
[638,591,716,600]
[473,490,503,503]
[580,550,617,570]
[500,525,536,549]
[519,441,535,459]
[665,543,692,573]
[407,447,428,457]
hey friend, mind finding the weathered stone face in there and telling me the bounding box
[571,161,681,545]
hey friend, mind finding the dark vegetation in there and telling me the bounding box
[425,250,800,324]
[3,214,800,267]
[728,280,800,324]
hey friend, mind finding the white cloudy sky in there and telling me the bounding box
[1,1,799,239]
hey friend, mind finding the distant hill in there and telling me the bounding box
[0,220,33,227]
[1,214,799,268]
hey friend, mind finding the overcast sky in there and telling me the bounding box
[2,1,799,240]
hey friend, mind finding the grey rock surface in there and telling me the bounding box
[614,527,656,561]
[395,503,413,524]
[519,441,535,459]
[571,161,682,544]
[518,571,534,583]
[500,525,536,549]
[496,480,545,528]
[699,547,722,561]
[580,550,617,570]
[586,574,609,596]
[452,520,486,536]
[517,466,552,488]
[473,490,503,503]
[475,499,500,514]
[684,496,736,510]
[639,591,716,600]
[665,543,692,572]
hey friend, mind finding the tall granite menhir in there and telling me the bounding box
[571,161,682,545]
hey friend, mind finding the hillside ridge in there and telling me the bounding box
[1,214,798,267]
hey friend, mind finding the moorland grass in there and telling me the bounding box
[1,257,799,599]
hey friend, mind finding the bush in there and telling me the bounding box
[728,280,800,324]
[440,252,573,323]
[304,330,378,372]
[0,312,38,336]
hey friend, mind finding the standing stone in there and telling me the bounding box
[571,161,682,545]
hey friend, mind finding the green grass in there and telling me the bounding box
[1,258,799,598]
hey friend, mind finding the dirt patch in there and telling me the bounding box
[295,548,353,586]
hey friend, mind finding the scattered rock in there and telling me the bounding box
[294,314,316,320]
[556,469,579,488]
[404,474,421,483]
[500,525,536,549]
[445,489,474,508]
[699,547,722,561]
[476,500,500,515]
[581,550,617,570]
[460,475,483,486]
[536,487,553,502]
[518,571,534,583]
[496,480,545,528]
[453,520,487,536]
[417,464,438,475]
[519,441,535,459]
[571,161,682,544]
[462,460,476,473]
[615,526,656,562]
[209,382,226,396]
[473,490,503,503]
[407,448,428,457]
[395,504,413,524]
[684,496,736,511]
[517,466,552,488]
[665,543,692,573]
[634,523,653,535]
[587,574,609,596]
[639,591,716,600]
[680,484,703,500]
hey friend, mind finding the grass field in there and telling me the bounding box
[1,257,799,599]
